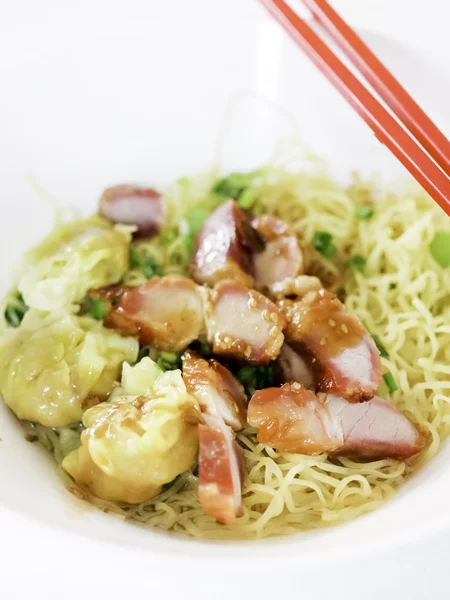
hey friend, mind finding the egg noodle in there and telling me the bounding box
[25,160,450,540]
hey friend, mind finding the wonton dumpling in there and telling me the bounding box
[0,310,139,427]
[62,358,200,504]
[18,216,131,311]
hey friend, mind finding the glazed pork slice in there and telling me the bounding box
[99,184,165,238]
[191,200,262,287]
[251,215,303,291]
[201,280,286,364]
[278,283,381,402]
[182,352,247,431]
[198,420,245,525]
[278,343,314,388]
[105,276,204,351]
[247,383,424,459]
[183,352,247,523]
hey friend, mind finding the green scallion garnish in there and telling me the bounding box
[88,299,106,321]
[383,372,398,392]
[4,293,29,328]
[430,231,450,268]
[237,366,258,391]
[143,256,163,280]
[186,208,209,236]
[313,231,336,258]
[129,247,143,268]
[237,188,258,210]
[348,255,366,273]
[372,334,389,358]
[212,172,253,200]
[159,351,178,363]
[355,205,374,220]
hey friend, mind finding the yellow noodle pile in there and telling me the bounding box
[30,165,450,539]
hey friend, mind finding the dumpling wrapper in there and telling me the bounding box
[0,310,139,427]
[18,216,131,311]
[62,358,200,504]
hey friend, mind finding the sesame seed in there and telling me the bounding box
[269,326,279,338]
[270,312,279,323]
[320,337,326,346]
[248,298,257,309]
[292,382,301,390]
[262,310,270,321]
[329,319,336,327]
[341,324,348,334]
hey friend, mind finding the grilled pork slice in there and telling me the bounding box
[278,285,381,402]
[278,343,314,388]
[191,200,262,287]
[105,276,204,351]
[269,275,322,301]
[99,184,165,237]
[201,280,286,364]
[251,215,303,291]
[198,419,245,525]
[248,383,424,459]
[182,352,247,431]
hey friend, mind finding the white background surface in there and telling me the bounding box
[0,1,449,599]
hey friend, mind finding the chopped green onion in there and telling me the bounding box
[383,372,398,392]
[237,188,258,210]
[372,334,389,358]
[186,208,209,236]
[236,364,274,394]
[363,321,390,358]
[211,172,257,200]
[355,205,374,220]
[159,351,178,363]
[256,365,274,389]
[138,345,151,361]
[237,366,258,390]
[129,247,143,268]
[157,357,179,371]
[88,299,106,321]
[130,249,163,278]
[5,307,21,327]
[348,255,366,273]
[157,350,180,372]
[313,231,336,258]
[143,256,163,280]
[177,177,190,187]
[157,358,167,371]
[430,231,450,268]
[4,293,28,328]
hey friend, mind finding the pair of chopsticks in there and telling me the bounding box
[259,0,450,216]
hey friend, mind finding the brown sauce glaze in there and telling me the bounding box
[279,288,365,358]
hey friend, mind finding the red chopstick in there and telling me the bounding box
[301,0,450,175]
[259,0,450,216]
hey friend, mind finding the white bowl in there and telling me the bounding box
[1,0,449,597]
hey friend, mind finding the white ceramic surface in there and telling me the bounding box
[0,1,449,598]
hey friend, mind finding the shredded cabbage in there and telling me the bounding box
[18,216,132,311]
